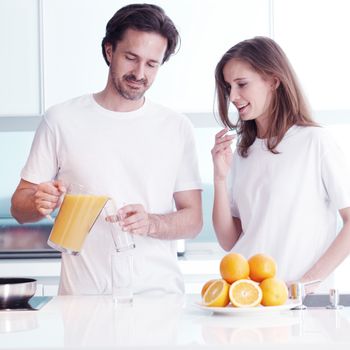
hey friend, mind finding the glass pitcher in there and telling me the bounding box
[47,183,109,255]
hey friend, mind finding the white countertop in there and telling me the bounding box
[1,294,350,350]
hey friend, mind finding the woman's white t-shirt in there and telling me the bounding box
[228,126,350,290]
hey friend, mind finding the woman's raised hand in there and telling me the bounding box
[211,128,235,182]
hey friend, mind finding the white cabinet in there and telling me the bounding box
[34,281,59,297]
[0,0,42,116]
[273,0,350,111]
[0,259,61,296]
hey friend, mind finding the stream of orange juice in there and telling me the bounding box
[49,194,109,252]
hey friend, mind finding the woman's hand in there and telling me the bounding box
[211,128,235,182]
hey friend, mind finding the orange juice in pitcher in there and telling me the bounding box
[47,184,109,255]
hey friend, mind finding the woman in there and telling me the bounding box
[211,36,350,292]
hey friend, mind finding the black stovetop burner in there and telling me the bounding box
[0,296,52,311]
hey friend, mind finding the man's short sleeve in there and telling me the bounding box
[21,116,59,184]
[174,118,202,192]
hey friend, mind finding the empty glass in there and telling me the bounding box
[104,199,135,252]
[111,252,133,304]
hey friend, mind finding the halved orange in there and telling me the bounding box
[201,279,219,298]
[229,279,262,308]
[202,279,230,307]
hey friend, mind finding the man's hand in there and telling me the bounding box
[34,180,66,216]
[11,179,66,223]
[117,204,155,235]
[115,190,202,240]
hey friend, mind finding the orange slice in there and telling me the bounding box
[201,279,219,298]
[202,279,230,307]
[229,279,262,307]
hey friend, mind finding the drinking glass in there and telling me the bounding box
[104,199,135,252]
[111,252,133,304]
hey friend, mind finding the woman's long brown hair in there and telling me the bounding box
[215,36,318,157]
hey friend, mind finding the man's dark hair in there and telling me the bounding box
[101,3,179,66]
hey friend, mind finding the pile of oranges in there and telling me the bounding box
[201,253,288,308]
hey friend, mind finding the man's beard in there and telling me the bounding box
[112,73,149,101]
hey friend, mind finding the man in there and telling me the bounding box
[11,4,202,295]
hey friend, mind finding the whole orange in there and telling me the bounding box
[248,253,277,282]
[259,277,288,306]
[201,279,218,298]
[220,253,249,284]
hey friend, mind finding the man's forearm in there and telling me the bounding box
[148,207,202,240]
[11,188,44,224]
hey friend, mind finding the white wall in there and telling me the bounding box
[42,0,270,113]
[3,0,350,119]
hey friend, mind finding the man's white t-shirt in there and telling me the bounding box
[228,126,350,290]
[21,94,202,295]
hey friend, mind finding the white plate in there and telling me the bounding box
[194,299,301,315]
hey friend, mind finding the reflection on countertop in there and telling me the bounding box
[0,311,38,333]
[2,294,350,349]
